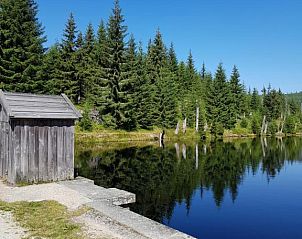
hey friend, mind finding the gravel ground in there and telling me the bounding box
[0,211,27,239]
[0,180,143,239]
[0,181,92,210]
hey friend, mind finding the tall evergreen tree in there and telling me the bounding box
[229,66,245,126]
[0,0,45,92]
[250,87,261,111]
[105,0,132,129]
[75,23,95,103]
[168,43,178,74]
[51,13,79,101]
[206,63,231,129]
[92,20,108,108]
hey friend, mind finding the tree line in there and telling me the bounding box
[1,0,301,134]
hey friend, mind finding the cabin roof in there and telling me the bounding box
[0,90,82,119]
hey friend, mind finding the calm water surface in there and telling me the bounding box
[75,138,302,239]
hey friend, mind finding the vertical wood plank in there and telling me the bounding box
[38,125,45,181]
[28,122,35,183]
[34,122,39,182]
[67,124,75,179]
[47,124,54,181]
[0,123,3,177]
[52,125,58,181]
[57,124,64,180]
[14,121,21,183]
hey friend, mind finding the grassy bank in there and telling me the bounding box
[0,200,87,239]
[76,127,201,144]
[75,126,302,144]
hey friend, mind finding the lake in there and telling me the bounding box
[75,137,302,239]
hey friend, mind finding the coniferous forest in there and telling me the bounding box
[1,0,302,135]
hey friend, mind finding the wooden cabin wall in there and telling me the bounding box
[0,104,9,179]
[0,122,9,179]
[8,119,75,184]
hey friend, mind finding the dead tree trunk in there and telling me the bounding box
[183,118,187,134]
[264,122,268,134]
[182,143,187,159]
[261,115,266,135]
[175,143,180,159]
[196,107,199,132]
[203,144,207,155]
[261,137,266,157]
[159,130,165,148]
[195,144,199,169]
[175,122,180,135]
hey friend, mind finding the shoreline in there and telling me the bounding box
[76,130,302,144]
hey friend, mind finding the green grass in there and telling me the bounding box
[75,126,203,144]
[0,200,86,239]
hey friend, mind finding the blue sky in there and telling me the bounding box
[36,0,302,93]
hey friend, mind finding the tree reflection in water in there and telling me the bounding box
[75,137,302,222]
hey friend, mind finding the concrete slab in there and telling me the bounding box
[58,177,136,205]
[88,201,196,239]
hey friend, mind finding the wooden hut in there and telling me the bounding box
[0,90,82,184]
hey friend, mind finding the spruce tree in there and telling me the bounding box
[52,13,79,102]
[105,0,132,129]
[92,20,109,108]
[76,23,95,103]
[168,43,178,74]
[0,0,45,93]
[122,34,138,130]
[229,65,244,126]
[250,88,260,111]
[42,44,62,94]
[135,43,154,128]
[207,63,231,129]
[145,29,168,126]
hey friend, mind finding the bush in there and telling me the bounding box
[251,114,261,135]
[240,118,248,128]
[284,115,295,134]
[79,105,93,132]
[216,122,224,136]
[268,121,278,135]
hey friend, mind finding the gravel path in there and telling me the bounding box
[0,180,141,239]
[0,211,26,239]
[0,181,92,210]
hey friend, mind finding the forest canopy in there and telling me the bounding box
[1,0,301,134]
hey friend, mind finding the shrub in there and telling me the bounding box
[284,115,295,134]
[268,121,278,135]
[79,105,93,132]
[251,114,261,135]
[240,118,248,128]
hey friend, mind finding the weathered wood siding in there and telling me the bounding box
[0,122,9,179]
[0,104,9,179]
[7,119,75,184]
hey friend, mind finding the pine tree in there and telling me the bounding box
[52,13,79,102]
[229,66,244,126]
[135,43,154,129]
[105,0,133,129]
[76,23,95,103]
[201,62,206,80]
[144,29,168,126]
[0,0,45,93]
[158,67,178,128]
[42,44,62,94]
[206,63,231,129]
[250,88,260,111]
[168,43,178,74]
[92,20,109,108]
